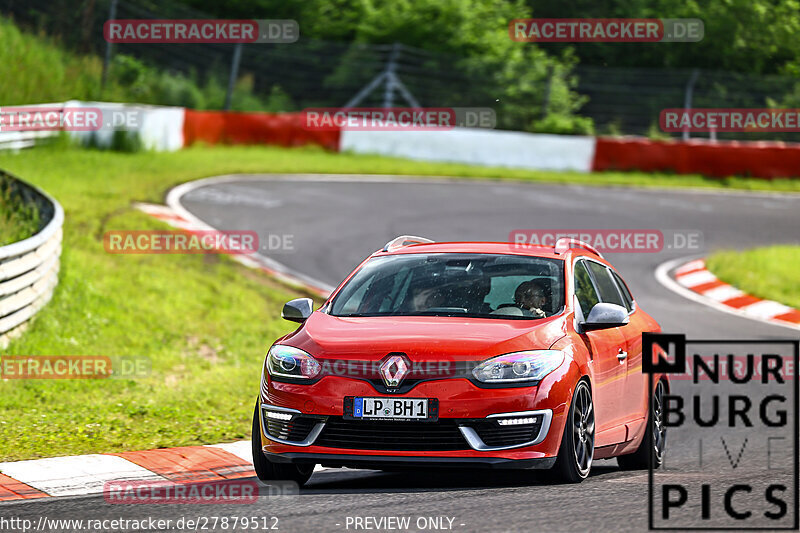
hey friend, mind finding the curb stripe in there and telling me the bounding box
[0,455,164,498]
[721,294,762,309]
[676,269,717,288]
[774,309,800,324]
[689,279,727,294]
[0,474,47,501]
[207,441,252,465]
[739,300,794,319]
[113,446,254,483]
[701,285,744,302]
[674,259,706,275]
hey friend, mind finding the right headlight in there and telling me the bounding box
[472,350,564,384]
[266,345,321,381]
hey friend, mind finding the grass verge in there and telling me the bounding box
[0,143,798,462]
[705,246,800,310]
[0,175,40,246]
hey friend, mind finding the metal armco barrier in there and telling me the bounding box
[0,171,63,348]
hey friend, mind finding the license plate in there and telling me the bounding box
[353,397,428,420]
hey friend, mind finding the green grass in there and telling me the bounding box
[706,246,800,310]
[0,143,799,462]
[0,176,40,246]
[0,16,289,111]
[0,17,111,105]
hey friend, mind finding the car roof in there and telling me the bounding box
[374,241,564,258]
[373,237,612,268]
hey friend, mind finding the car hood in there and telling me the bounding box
[281,312,567,361]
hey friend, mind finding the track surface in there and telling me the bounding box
[6,176,800,532]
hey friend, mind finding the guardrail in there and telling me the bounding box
[0,171,63,348]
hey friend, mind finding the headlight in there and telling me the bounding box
[472,350,564,383]
[266,345,321,380]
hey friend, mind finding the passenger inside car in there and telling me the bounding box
[514,279,549,318]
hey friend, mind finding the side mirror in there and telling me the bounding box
[581,303,629,331]
[282,298,314,323]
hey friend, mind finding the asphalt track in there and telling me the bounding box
[5,176,800,532]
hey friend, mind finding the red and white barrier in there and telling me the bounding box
[182,109,339,150]
[6,101,800,179]
[339,129,597,172]
[592,136,800,179]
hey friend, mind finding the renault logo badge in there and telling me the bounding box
[379,354,410,388]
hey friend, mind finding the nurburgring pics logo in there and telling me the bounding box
[103,230,258,255]
[661,108,800,132]
[509,18,704,42]
[302,108,496,131]
[643,334,798,530]
[103,19,298,43]
[509,229,703,253]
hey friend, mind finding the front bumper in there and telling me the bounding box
[259,376,570,462]
[266,451,557,470]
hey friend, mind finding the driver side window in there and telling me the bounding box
[573,260,600,318]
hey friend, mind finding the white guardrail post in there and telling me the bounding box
[0,172,63,348]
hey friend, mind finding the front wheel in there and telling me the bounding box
[251,400,315,486]
[551,380,594,483]
[618,379,667,470]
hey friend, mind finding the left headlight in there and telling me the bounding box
[472,350,564,384]
[266,345,321,381]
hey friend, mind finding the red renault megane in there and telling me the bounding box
[252,236,667,484]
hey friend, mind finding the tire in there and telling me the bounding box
[251,400,315,486]
[618,379,667,470]
[551,380,594,483]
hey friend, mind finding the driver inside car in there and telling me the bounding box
[514,279,548,318]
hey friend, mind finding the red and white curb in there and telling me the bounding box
[134,202,332,298]
[0,442,332,501]
[656,257,800,332]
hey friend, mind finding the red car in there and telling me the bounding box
[252,236,667,484]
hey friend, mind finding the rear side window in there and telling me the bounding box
[610,270,634,312]
[586,261,625,307]
[573,261,600,317]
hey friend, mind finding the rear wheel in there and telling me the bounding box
[551,380,594,483]
[251,401,315,486]
[618,379,667,470]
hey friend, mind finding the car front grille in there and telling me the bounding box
[471,419,544,448]
[265,416,318,443]
[315,417,469,451]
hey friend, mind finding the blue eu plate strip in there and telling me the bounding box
[354,397,363,417]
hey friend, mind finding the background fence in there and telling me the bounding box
[2,0,800,141]
[0,172,63,348]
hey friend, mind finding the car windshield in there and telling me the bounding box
[330,253,565,319]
